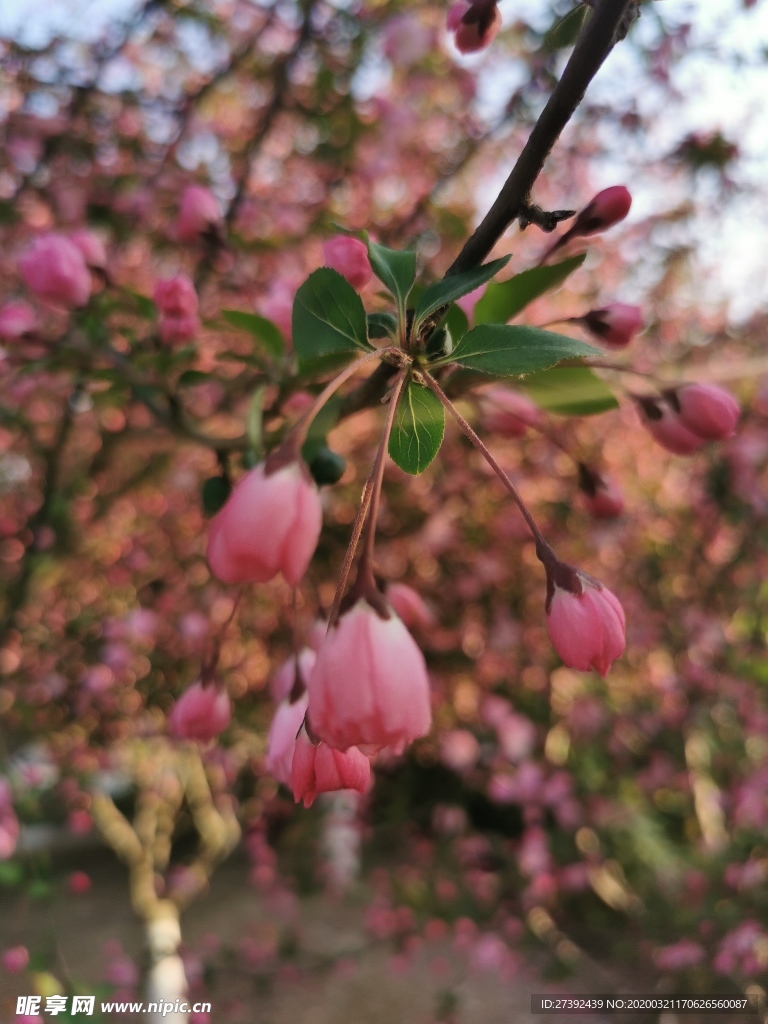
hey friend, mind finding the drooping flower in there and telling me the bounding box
[674,383,740,441]
[636,395,706,456]
[266,692,309,787]
[546,572,625,677]
[207,460,322,586]
[0,301,38,340]
[153,274,201,345]
[581,302,643,348]
[291,726,371,807]
[446,0,502,54]
[322,236,372,291]
[570,186,632,237]
[168,681,231,742]
[19,234,91,308]
[308,598,432,753]
[385,582,436,630]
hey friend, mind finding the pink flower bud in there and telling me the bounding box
[447,0,502,54]
[270,648,317,702]
[546,574,625,677]
[675,383,740,441]
[479,386,542,438]
[571,186,632,237]
[18,233,91,308]
[176,185,222,244]
[153,274,201,345]
[581,302,643,348]
[291,726,371,808]
[322,236,372,291]
[0,301,37,340]
[2,945,29,973]
[207,460,322,586]
[266,693,309,787]
[578,464,624,519]
[168,681,231,742]
[637,396,705,456]
[68,870,92,895]
[69,229,107,269]
[385,582,436,629]
[308,598,432,753]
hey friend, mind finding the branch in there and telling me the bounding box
[447,0,637,276]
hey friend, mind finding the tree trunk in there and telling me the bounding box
[145,903,188,1024]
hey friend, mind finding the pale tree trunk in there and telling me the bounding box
[322,791,361,890]
[145,903,188,1024]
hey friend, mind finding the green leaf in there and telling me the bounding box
[176,369,211,387]
[292,268,371,370]
[389,377,445,475]
[365,238,417,316]
[221,309,285,360]
[368,311,399,339]
[544,3,591,50]
[246,385,267,457]
[121,288,156,318]
[445,325,600,377]
[413,256,510,332]
[520,365,619,416]
[474,255,586,325]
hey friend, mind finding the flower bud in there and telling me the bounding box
[571,186,632,237]
[322,236,372,291]
[479,386,542,438]
[578,464,624,519]
[446,0,502,54]
[308,598,432,753]
[19,233,91,308]
[0,301,37,340]
[69,228,107,270]
[675,383,740,441]
[266,693,309,787]
[291,726,371,808]
[636,396,705,456]
[546,573,625,677]
[385,582,436,629]
[2,945,29,973]
[176,185,222,244]
[207,460,322,586]
[581,302,643,348]
[271,647,317,702]
[153,274,201,345]
[168,681,231,742]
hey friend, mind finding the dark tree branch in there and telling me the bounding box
[447,0,637,276]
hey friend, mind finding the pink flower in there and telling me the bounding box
[266,693,309,787]
[571,186,632,237]
[271,648,317,702]
[654,939,706,972]
[675,383,740,440]
[546,574,625,677]
[381,13,436,65]
[2,945,29,973]
[291,727,371,807]
[68,870,92,895]
[479,386,542,438]
[636,396,706,456]
[176,185,222,244]
[67,808,93,836]
[153,274,201,345]
[207,460,322,586]
[440,730,480,771]
[0,301,37,340]
[168,681,231,742]
[385,582,435,629]
[581,303,643,348]
[322,236,372,291]
[259,282,294,342]
[447,0,502,54]
[69,229,107,269]
[308,598,432,753]
[18,233,91,308]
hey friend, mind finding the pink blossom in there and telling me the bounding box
[496,713,536,762]
[19,233,91,308]
[447,0,502,54]
[582,302,643,348]
[68,870,92,895]
[456,284,485,321]
[69,229,107,269]
[168,681,231,742]
[322,236,372,291]
[385,582,436,629]
[479,386,541,438]
[290,727,371,807]
[637,396,706,455]
[270,648,317,702]
[654,939,706,972]
[517,826,552,877]
[2,945,29,973]
[153,274,200,345]
[259,282,294,342]
[207,460,322,586]
[546,574,625,677]
[266,693,309,786]
[308,598,432,753]
[0,301,37,340]
[176,185,222,243]
[675,383,740,440]
[571,186,632,237]
[440,729,480,771]
[67,808,93,835]
[382,14,435,65]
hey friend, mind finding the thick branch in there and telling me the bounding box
[447,0,636,276]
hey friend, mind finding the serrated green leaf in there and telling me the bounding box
[413,256,511,333]
[544,3,591,50]
[246,385,267,456]
[474,255,586,325]
[444,325,600,376]
[368,311,399,339]
[221,309,285,360]
[292,268,371,370]
[365,238,417,316]
[389,377,445,475]
[520,365,618,416]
